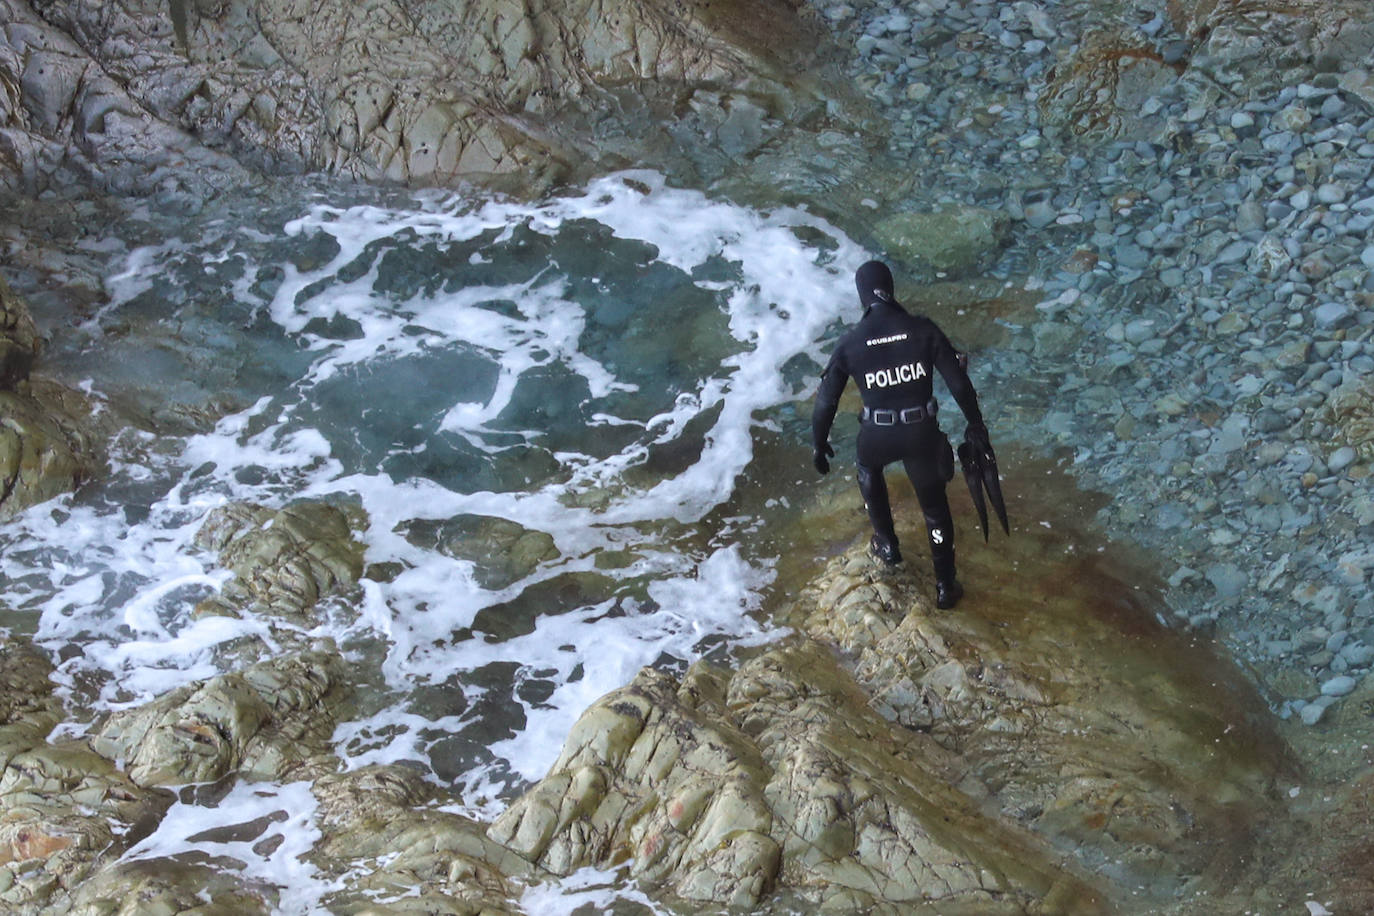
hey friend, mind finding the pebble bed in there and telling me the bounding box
[807,0,1374,724]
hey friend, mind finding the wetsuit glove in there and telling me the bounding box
[813,441,835,475]
[964,421,991,456]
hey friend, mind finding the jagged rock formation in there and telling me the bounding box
[3,0,856,196]
[484,542,1291,912]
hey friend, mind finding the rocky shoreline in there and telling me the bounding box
[4,0,1374,912]
[0,500,1306,913]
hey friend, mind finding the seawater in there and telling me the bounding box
[0,171,883,911]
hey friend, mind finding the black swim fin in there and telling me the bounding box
[958,438,1009,541]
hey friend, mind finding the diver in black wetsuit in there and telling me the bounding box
[811,260,991,610]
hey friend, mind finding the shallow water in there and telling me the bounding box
[2,170,926,909]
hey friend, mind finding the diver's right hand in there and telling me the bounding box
[813,441,835,475]
[964,421,991,457]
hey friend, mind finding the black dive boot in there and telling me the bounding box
[869,534,902,567]
[935,578,964,610]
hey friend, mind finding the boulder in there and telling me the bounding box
[309,764,538,913]
[1324,377,1374,464]
[87,645,349,786]
[193,499,367,624]
[62,860,271,916]
[871,205,1010,280]
[0,378,102,520]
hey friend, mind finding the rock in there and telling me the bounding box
[310,764,537,913]
[4,0,862,194]
[62,860,271,916]
[490,643,1106,912]
[407,513,559,591]
[1325,378,1374,463]
[490,542,1290,910]
[0,0,250,196]
[87,647,349,787]
[193,499,367,624]
[0,278,105,519]
[0,381,104,520]
[0,635,176,913]
[0,273,38,389]
[871,205,1010,279]
[1320,675,1358,697]
[0,636,63,761]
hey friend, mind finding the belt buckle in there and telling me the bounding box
[900,406,923,424]
[873,409,896,426]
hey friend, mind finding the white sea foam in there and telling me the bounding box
[121,780,336,911]
[520,865,666,915]
[0,171,864,909]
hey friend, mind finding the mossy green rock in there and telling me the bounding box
[871,205,1010,279]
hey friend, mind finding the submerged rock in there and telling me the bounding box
[871,204,1010,280]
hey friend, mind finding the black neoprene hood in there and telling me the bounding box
[855,260,895,309]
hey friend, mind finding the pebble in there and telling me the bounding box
[1320,675,1358,697]
[826,0,1374,721]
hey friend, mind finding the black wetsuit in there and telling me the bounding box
[811,277,984,583]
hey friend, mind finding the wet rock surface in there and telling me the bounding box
[193,499,367,625]
[0,276,105,520]
[0,636,176,914]
[310,764,537,914]
[88,646,348,787]
[488,529,1289,912]
[5,0,860,197]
